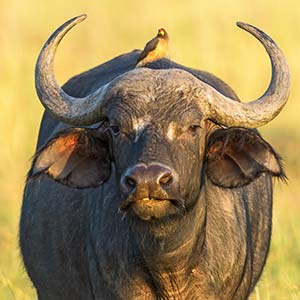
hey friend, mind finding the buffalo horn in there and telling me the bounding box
[35,15,111,125]
[203,22,290,128]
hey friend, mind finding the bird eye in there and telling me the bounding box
[188,125,201,134]
[110,125,120,136]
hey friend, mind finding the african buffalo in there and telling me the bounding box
[20,15,290,300]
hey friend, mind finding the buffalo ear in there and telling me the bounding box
[205,128,286,188]
[28,127,111,188]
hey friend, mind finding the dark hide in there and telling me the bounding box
[20,51,284,300]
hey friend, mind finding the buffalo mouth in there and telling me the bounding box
[119,197,184,221]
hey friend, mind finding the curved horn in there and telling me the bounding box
[204,22,290,128]
[35,15,109,125]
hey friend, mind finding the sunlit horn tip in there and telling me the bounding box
[72,14,88,24]
[236,21,261,34]
[236,21,246,28]
[236,21,275,44]
[77,14,87,21]
[63,14,87,27]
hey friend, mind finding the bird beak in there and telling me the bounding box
[158,29,165,36]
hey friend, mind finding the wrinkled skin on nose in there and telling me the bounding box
[120,163,176,198]
[119,163,182,220]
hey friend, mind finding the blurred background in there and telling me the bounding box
[0,0,299,299]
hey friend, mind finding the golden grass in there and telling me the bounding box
[0,0,299,299]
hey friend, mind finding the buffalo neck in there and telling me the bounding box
[128,191,206,297]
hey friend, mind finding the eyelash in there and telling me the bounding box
[109,125,120,136]
[188,125,201,133]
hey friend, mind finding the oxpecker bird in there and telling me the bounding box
[136,28,169,68]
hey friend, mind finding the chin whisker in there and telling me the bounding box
[170,198,186,214]
[119,194,135,211]
[121,211,128,220]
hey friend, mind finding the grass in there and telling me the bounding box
[0,0,299,299]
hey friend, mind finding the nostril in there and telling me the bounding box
[159,172,173,185]
[125,176,136,188]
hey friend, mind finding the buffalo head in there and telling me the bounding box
[30,15,290,223]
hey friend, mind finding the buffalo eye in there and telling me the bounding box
[110,125,120,136]
[188,125,201,134]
